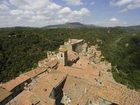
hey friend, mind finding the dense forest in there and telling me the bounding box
[0,26,140,89]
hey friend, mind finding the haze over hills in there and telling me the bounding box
[0,22,140,29]
[43,22,100,29]
[43,22,140,29]
[123,25,140,30]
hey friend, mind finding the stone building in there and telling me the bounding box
[60,76,117,105]
[0,75,31,105]
[38,59,58,72]
[1,67,47,105]
[64,39,85,53]
[57,46,68,66]
[47,51,57,59]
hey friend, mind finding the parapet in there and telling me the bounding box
[68,39,84,45]
[59,45,67,52]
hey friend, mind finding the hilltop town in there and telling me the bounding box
[0,39,140,105]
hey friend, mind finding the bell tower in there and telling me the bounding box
[58,47,68,66]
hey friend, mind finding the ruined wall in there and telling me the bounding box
[64,39,85,53]
[72,41,84,53]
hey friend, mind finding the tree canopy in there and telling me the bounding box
[0,27,140,89]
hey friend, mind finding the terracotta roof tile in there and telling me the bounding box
[2,67,46,91]
[0,87,12,102]
[2,75,30,91]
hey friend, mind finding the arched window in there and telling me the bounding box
[61,53,63,57]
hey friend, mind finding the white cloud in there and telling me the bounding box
[0,4,9,11]
[110,0,140,11]
[9,0,49,10]
[71,8,90,17]
[58,7,72,14]
[57,7,90,23]
[10,10,23,15]
[31,15,48,21]
[127,1,140,9]
[110,17,118,22]
[97,18,127,27]
[47,3,62,10]
[0,0,90,27]
[64,0,83,6]
[9,0,61,11]
[110,0,132,6]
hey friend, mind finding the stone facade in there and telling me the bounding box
[61,93,72,105]
[47,51,57,59]
[57,47,68,66]
[64,39,85,53]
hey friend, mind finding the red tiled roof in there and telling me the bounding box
[2,67,46,91]
[46,59,58,68]
[2,74,30,91]
[24,67,46,78]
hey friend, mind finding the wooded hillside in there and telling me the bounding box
[0,27,140,89]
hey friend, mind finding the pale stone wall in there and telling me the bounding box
[61,93,72,105]
[57,51,68,66]
[64,42,73,51]
[47,51,57,59]
[64,39,85,53]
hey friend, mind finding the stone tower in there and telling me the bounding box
[58,47,68,66]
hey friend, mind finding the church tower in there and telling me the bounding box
[58,47,68,66]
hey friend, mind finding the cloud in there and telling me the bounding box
[10,10,23,15]
[58,7,72,14]
[0,0,90,27]
[58,8,90,22]
[95,17,127,27]
[64,0,83,6]
[110,0,140,11]
[110,0,132,6]
[47,3,62,10]
[9,0,61,11]
[71,8,90,17]
[0,4,9,11]
[110,17,118,22]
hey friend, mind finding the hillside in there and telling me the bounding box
[43,22,97,29]
[0,26,140,89]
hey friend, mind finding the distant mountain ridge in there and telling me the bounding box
[0,22,140,29]
[43,22,140,29]
[125,25,140,30]
[43,22,98,29]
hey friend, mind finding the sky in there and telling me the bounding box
[0,0,140,27]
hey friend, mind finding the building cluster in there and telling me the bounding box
[60,76,116,105]
[0,39,140,105]
[0,39,85,105]
[38,38,85,67]
[0,67,46,105]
